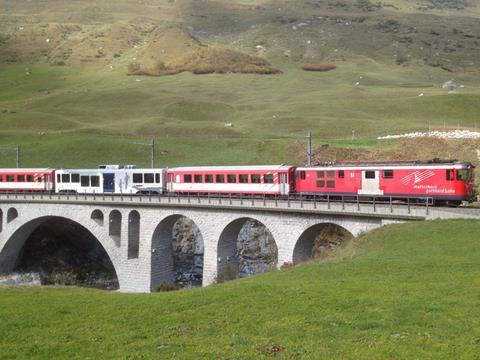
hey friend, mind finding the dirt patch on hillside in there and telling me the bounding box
[128,46,281,76]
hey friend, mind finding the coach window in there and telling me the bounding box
[251,174,261,183]
[365,171,375,179]
[383,170,394,179]
[90,176,100,187]
[264,174,274,184]
[184,174,192,183]
[155,173,160,183]
[144,173,154,183]
[80,176,90,187]
[227,174,237,183]
[18,175,25,182]
[316,180,325,187]
[6,175,14,182]
[57,174,61,183]
[194,174,203,183]
[133,173,143,183]
[446,169,454,181]
[216,174,225,183]
[338,170,345,179]
[205,174,213,183]
[62,174,70,183]
[27,175,34,182]
[316,171,324,178]
[239,174,248,183]
[0,175,3,182]
[71,174,80,183]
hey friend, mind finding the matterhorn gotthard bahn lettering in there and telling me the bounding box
[0,0,479,358]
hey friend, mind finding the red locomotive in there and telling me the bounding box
[294,160,475,205]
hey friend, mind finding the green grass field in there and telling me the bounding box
[1,62,479,167]
[1,219,479,359]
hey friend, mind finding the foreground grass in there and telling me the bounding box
[1,220,479,359]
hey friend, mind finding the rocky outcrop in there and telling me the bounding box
[237,219,278,277]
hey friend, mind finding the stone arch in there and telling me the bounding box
[217,217,278,283]
[109,210,121,247]
[0,216,119,289]
[293,223,353,264]
[128,210,140,259]
[150,214,204,290]
[91,209,104,226]
[7,208,18,223]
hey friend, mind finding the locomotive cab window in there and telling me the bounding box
[365,171,375,179]
[300,171,306,180]
[446,169,454,181]
[251,174,261,183]
[194,174,203,183]
[184,174,192,183]
[456,170,468,181]
[133,173,143,183]
[264,174,274,183]
[382,170,394,179]
[338,170,344,179]
[227,174,236,183]
[205,174,213,183]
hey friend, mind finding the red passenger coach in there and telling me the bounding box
[0,168,55,192]
[295,160,475,205]
[167,165,295,195]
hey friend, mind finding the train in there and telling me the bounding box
[0,160,475,206]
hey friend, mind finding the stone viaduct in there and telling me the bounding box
[0,193,477,292]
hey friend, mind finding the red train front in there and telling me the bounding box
[295,160,475,205]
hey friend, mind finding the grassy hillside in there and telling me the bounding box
[1,219,479,358]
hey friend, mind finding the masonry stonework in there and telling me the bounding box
[0,201,414,292]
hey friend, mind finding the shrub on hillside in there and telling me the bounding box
[154,282,180,292]
[301,64,337,72]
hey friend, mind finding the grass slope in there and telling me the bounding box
[1,219,479,359]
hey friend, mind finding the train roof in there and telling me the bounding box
[297,159,473,170]
[169,165,293,172]
[0,168,55,172]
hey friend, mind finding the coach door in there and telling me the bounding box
[279,172,289,195]
[358,170,384,195]
[103,173,115,192]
